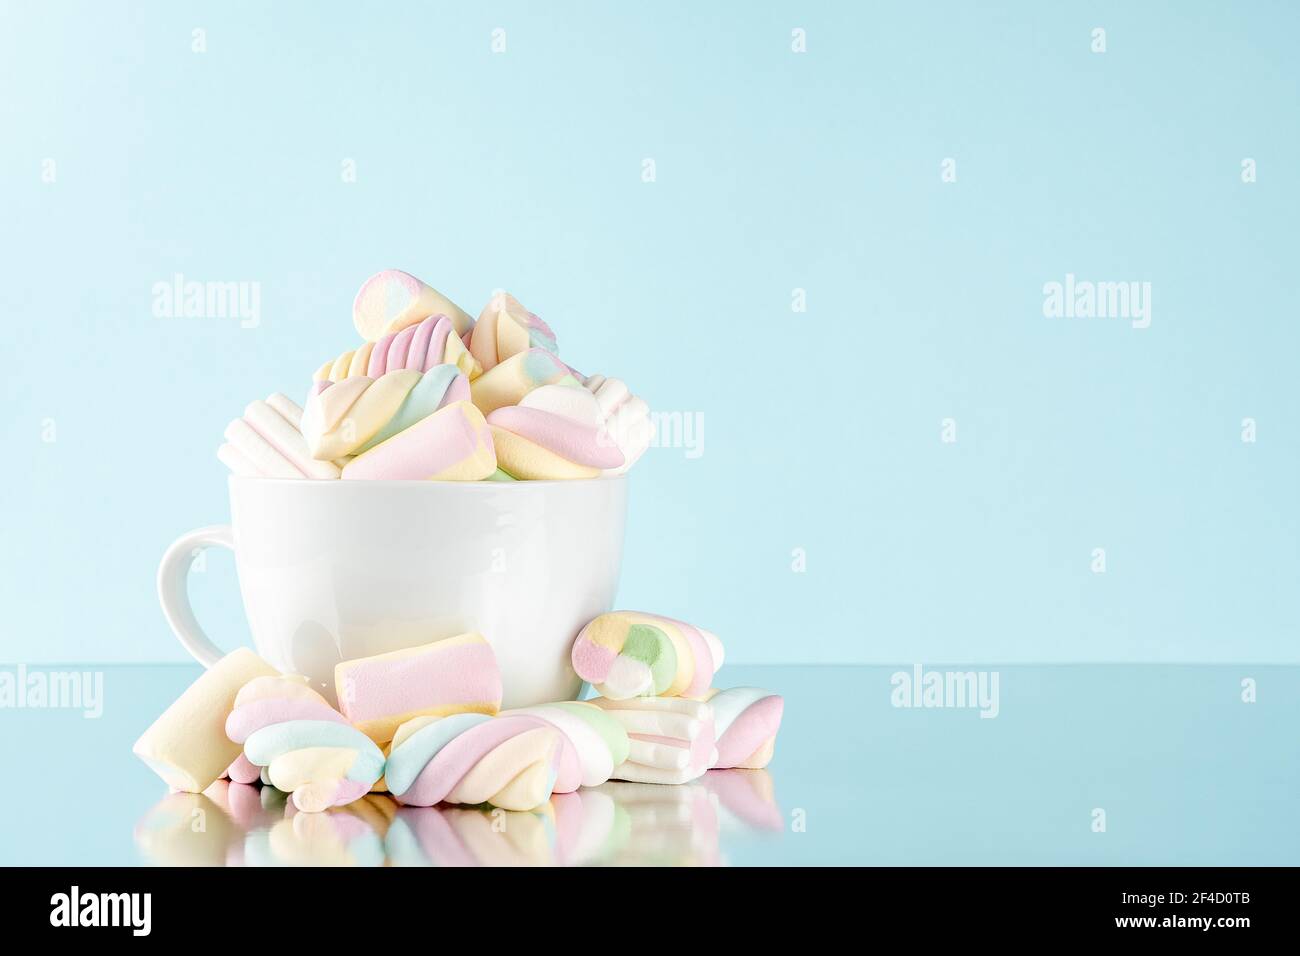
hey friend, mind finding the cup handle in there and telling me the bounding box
[157,524,235,668]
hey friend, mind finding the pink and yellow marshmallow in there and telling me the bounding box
[469,292,558,372]
[315,314,481,384]
[468,348,573,416]
[334,633,503,746]
[225,675,385,813]
[701,687,784,770]
[300,364,496,481]
[487,382,624,480]
[571,611,725,700]
[351,269,473,342]
[385,713,564,812]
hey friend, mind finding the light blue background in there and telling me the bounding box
[2,1,1297,664]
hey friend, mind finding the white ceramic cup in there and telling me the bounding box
[158,476,627,708]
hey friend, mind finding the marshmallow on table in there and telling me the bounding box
[469,348,573,416]
[703,687,784,770]
[225,675,385,813]
[218,394,340,480]
[583,374,653,475]
[315,314,481,384]
[572,611,725,700]
[132,647,279,793]
[501,700,631,791]
[225,752,261,785]
[334,633,503,745]
[301,365,470,460]
[352,269,473,342]
[487,382,624,480]
[385,712,562,812]
[469,292,558,372]
[339,400,497,481]
[588,696,718,785]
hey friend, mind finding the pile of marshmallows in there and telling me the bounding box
[218,269,653,481]
[134,613,785,814]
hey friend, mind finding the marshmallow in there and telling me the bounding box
[341,400,497,481]
[469,348,573,415]
[132,647,279,793]
[571,611,725,700]
[334,633,502,745]
[352,269,473,342]
[301,365,469,460]
[486,382,624,480]
[500,700,630,790]
[218,394,340,480]
[702,687,784,770]
[315,314,481,384]
[469,293,558,372]
[226,675,385,813]
[587,696,718,785]
[385,713,562,811]
[583,374,654,474]
[225,752,261,785]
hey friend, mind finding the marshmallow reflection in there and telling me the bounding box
[134,770,777,867]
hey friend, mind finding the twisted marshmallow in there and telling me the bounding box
[301,365,469,460]
[385,713,563,811]
[501,700,631,791]
[225,676,385,813]
[469,348,574,415]
[315,314,481,384]
[583,374,653,475]
[469,292,558,372]
[341,400,496,481]
[487,383,624,480]
[701,687,784,770]
[218,393,340,480]
[571,611,725,700]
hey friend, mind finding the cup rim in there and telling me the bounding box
[228,474,627,489]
